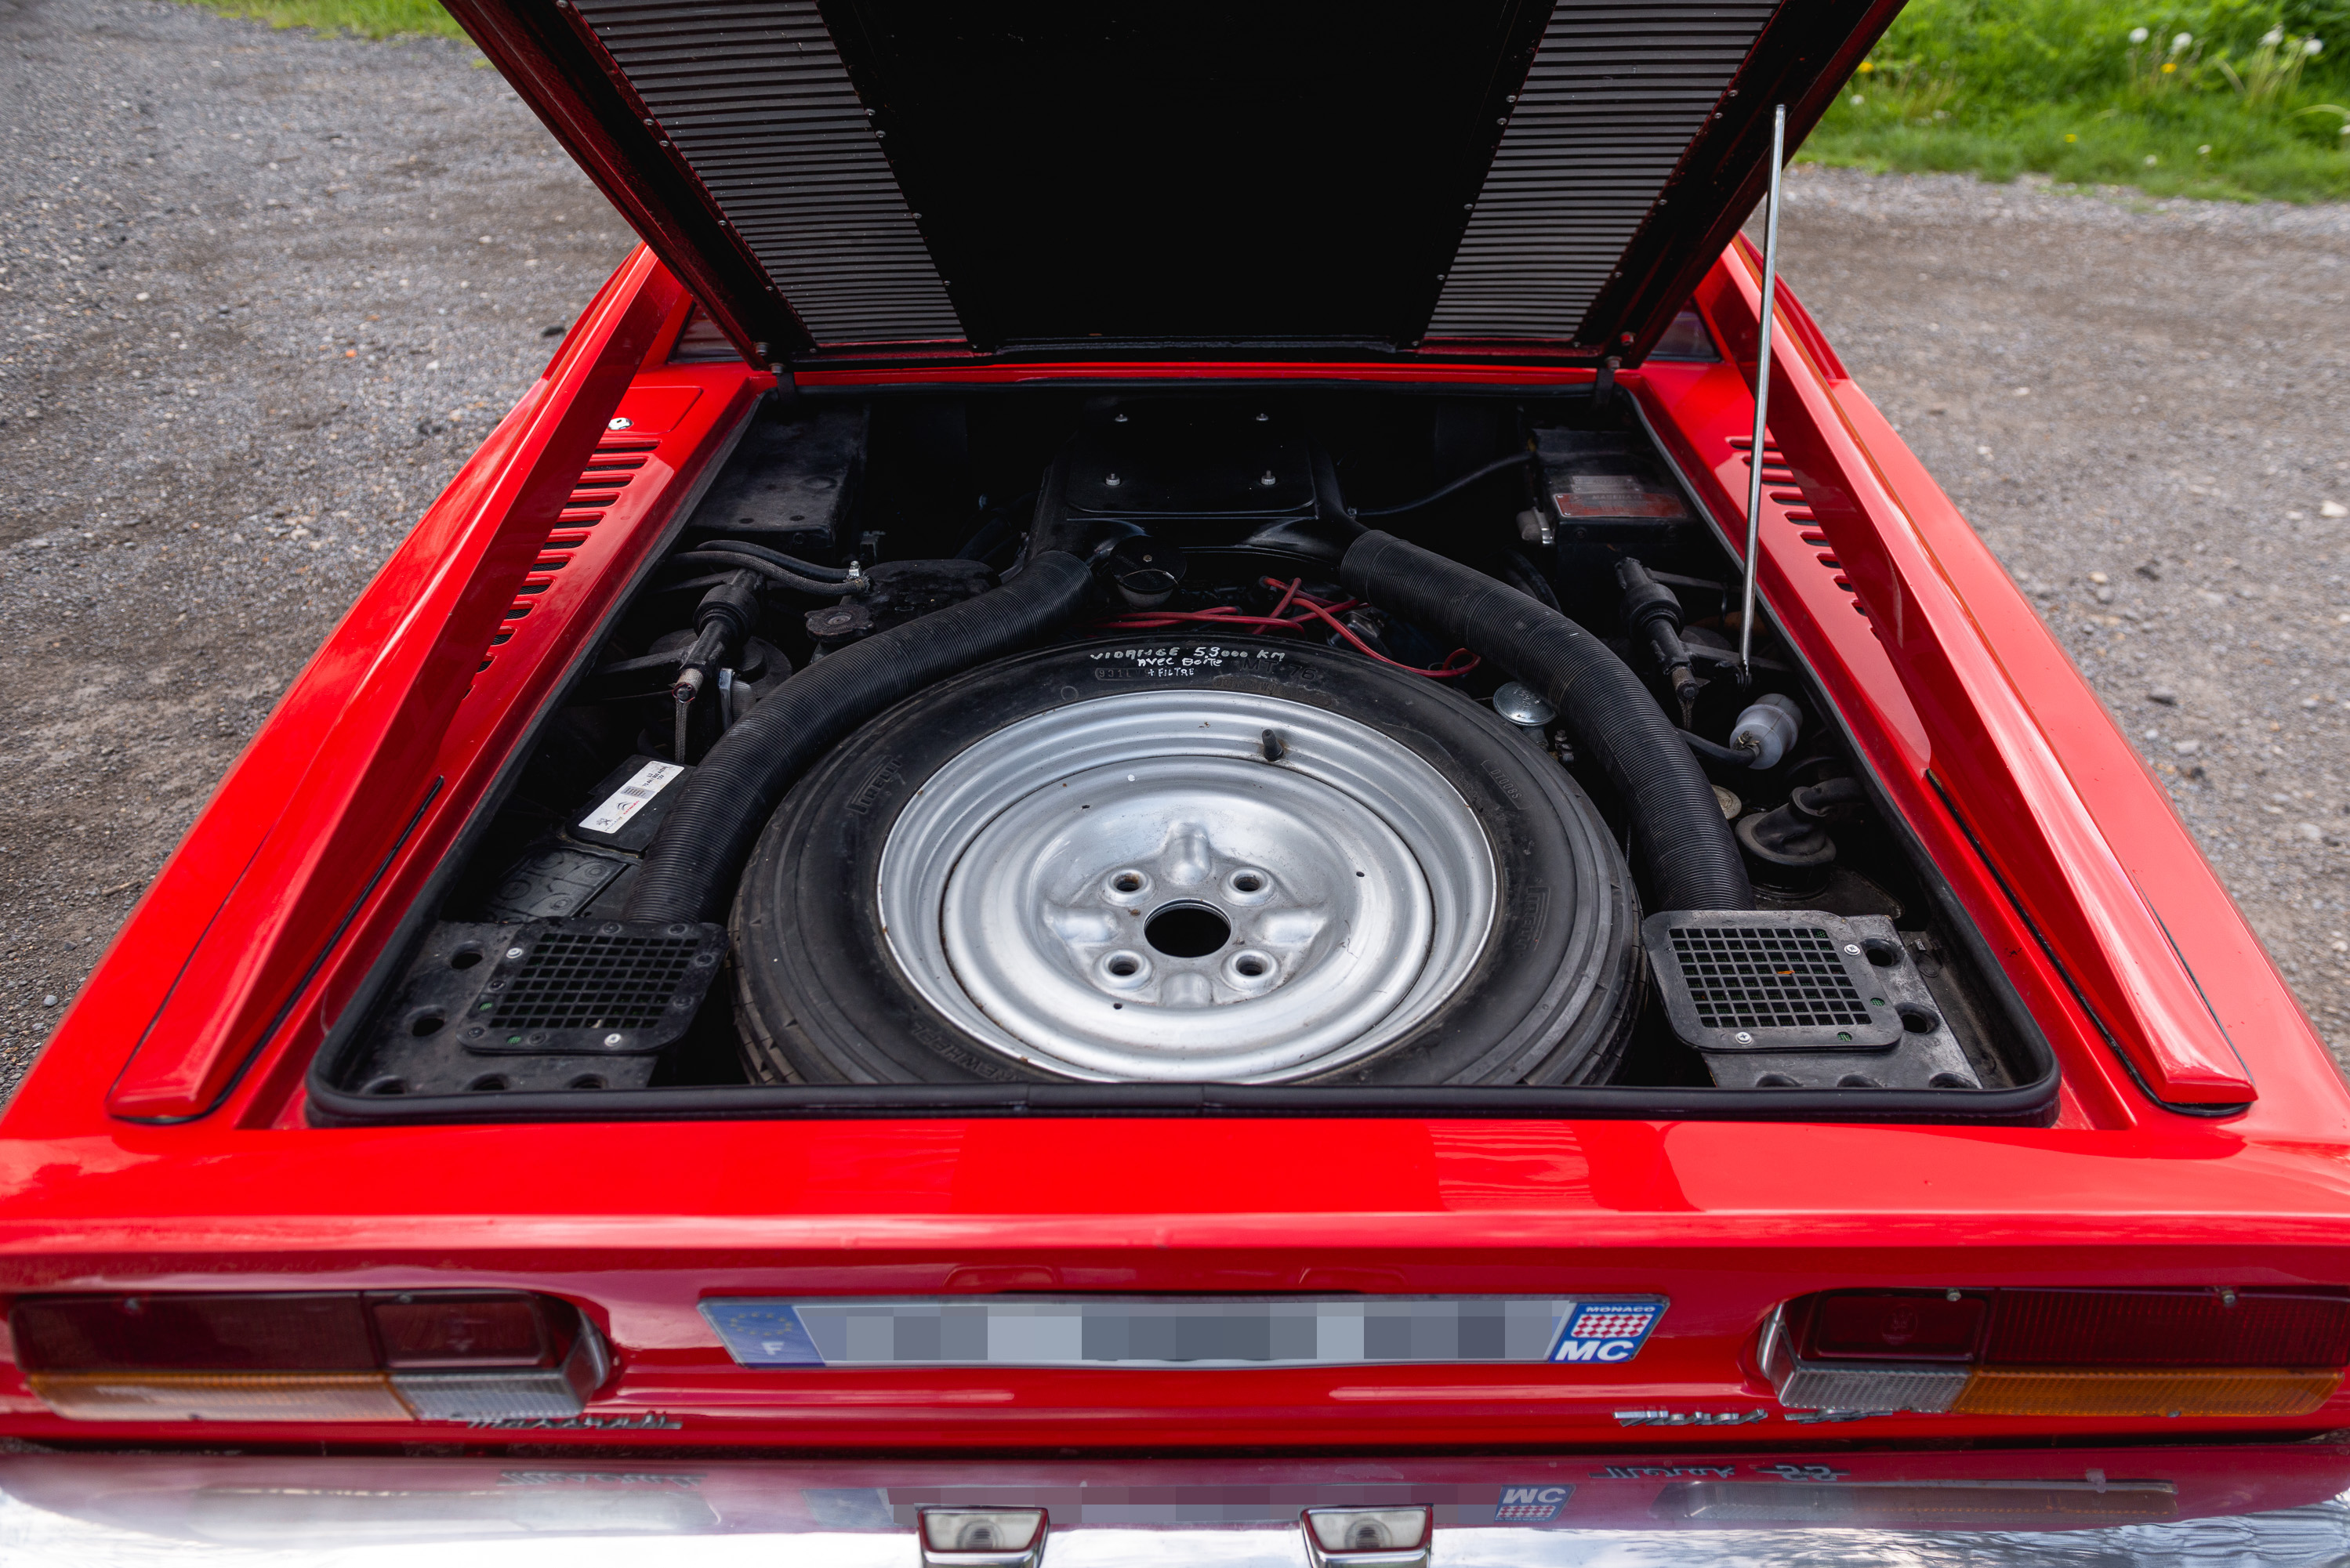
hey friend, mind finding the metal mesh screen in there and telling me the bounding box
[1667,924,1871,1030]
[483,929,706,1031]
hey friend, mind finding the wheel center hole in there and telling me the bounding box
[1144,902,1231,958]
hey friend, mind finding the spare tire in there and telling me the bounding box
[731,638,1641,1085]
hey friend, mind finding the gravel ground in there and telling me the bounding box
[0,0,630,1087]
[2,2,2345,1092]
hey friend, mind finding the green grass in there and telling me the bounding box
[175,0,466,42]
[1803,0,2350,199]
[176,0,2350,201]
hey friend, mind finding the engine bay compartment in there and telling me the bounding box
[317,371,2055,1122]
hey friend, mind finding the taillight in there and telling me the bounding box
[1762,1288,2350,1418]
[10,1291,608,1424]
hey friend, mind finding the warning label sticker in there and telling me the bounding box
[580,759,684,834]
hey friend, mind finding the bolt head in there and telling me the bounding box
[1734,1030,1753,1043]
[505,947,525,960]
[1844,943,1861,954]
[604,1032,624,1048]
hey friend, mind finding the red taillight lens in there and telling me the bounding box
[370,1294,564,1369]
[1985,1289,2350,1368]
[9,1291,604,1425]
[13,1294,378,1373]
[1767,1287,2350,1418]
[1808,1291,1986,1362]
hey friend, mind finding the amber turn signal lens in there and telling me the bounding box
[1950,1366,2343,1418]
[1767,1287,2350,1417]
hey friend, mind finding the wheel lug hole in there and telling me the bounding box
[1223,867,1273,903]
[1226,950,1277,988]
[1099,951,1151,989]
[1108,869,1148,896]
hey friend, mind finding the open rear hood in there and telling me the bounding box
[450,0,1898,371]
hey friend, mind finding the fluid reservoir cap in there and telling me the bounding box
[1728,692,1803,769]
[1104,534,1186,608]
[1492,681,1556,729]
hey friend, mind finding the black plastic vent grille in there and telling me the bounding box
[1426,0,1776,342]
[1669,925,1869,1028]
[571,0,963,346]
[1641,910,1902,1052]
[484,929,704,1032]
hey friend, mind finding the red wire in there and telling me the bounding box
[1257,575,1303,633]
[1091,578,1479,679]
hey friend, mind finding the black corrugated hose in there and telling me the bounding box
[1340,530,1753,911]
[627,551,1097,923]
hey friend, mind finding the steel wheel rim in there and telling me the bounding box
[877,690,1496,1081]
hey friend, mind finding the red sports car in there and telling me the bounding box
[4,0,2345,1557]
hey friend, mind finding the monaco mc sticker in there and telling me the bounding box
[1547,1298,1666,1363]
[1493,1484,1572,1523]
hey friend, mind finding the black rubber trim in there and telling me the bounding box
[306,1074,2065,1125]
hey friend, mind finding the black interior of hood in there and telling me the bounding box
[818,0,1550,350]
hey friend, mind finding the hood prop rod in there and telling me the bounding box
[1738,103,1787,683]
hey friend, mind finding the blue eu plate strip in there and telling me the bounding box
[700,1296,1666,1370]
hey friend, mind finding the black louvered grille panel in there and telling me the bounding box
[574,0,963,346]
[1427,0,1775,342]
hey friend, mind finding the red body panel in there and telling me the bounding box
[6,248,2347,1456]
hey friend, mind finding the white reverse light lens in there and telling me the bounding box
[1303,1505,1434,1563]
[919,1508,1047,1562]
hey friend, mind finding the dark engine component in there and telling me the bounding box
[684,400,867,552]
[626,552,1097,924]
[1338,530,1752,913]
[805,557,996,649]
[346,917,727,1096]
[729,639,1641,1087]
[1615,558,1702,722]
[1101,534,1188,608]
[1028,399,1361,565]
[1641,910,1980,1091]
[1738,774,1868,896]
